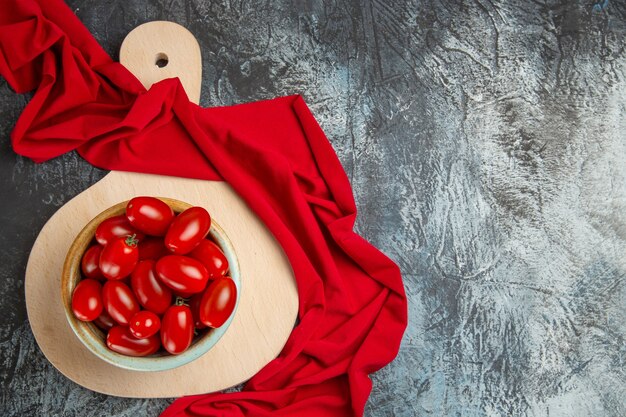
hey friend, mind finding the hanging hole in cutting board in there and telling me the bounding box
[155,53,169,68]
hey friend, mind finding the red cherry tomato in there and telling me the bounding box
[138,237,169,261]
[164,207,211,254]
[129,311,161,339]
[81,245,104,280]
[155,255,209,295]
[95,215,145,246]
[93,309,116,331]
[126,197,175,236]
[189,294,206,329]
[130,260,172,314]
[199,277,237,328]
[99,236,139,280]
[102,281,140,325]
[107,325,160,357]
[189,240,229,278]
[71,279,103,322]
[161,305,194,355]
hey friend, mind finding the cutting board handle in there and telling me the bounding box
[120,21,202,105]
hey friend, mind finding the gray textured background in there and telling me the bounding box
[1,0,625,416]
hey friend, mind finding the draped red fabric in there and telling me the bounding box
[0,1,408,416]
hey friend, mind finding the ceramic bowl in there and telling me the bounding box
[61,198,240,372]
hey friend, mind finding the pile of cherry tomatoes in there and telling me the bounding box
[71,197,237,357]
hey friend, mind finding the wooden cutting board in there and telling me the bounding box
[24,21,298,398]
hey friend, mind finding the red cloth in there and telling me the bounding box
[0,1,407,416]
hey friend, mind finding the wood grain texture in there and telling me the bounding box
[1,0,625,416]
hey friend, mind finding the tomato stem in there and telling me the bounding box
[175,296,189,306]
[125,233,139,247]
